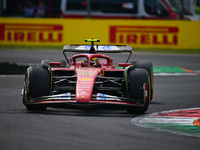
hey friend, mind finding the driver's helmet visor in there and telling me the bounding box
[90,58,98,66]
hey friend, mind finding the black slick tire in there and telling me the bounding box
[125,68,150,114]
[131,61,153,101]
[22,65,51,111]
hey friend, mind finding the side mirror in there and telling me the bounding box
[49,62,61,66]
[118,63,131,67]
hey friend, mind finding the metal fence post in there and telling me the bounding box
[0,0,2,16]
[180,0,184,20]
[87,0,91,18]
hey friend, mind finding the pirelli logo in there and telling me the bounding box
[109,26,179,45]
[0,23,63,43]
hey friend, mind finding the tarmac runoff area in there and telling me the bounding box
[131,108,200,138]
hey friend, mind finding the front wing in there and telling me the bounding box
[26,93,145,108]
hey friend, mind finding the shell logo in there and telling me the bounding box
[80,78,91,81]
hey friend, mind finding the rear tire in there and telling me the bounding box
[22,65,51,111]
[131,61,153,101]
[125,68,150,114]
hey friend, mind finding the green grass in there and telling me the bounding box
[144,123,200,134]
[133,48,200,54]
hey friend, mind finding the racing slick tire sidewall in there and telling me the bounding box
[22,65,51,110]
[126,68,150,114]
[131,61,153,101]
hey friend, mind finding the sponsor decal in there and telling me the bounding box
[80,78,91,81]
[131,108,200,137]
[46,93,71,100]
[84,45,91,50]
[110,26,179,46]
[99,94,107,100]
[61,93,70,99]
[79,71,95,75]
[79,81,90,85]
[97,93,120,101]
[102,46,111,50]
[76,45,120,51]
[0,23,63,43]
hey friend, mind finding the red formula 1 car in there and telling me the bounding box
[22,39,153,113]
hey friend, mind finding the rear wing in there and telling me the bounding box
[63,45,132,53]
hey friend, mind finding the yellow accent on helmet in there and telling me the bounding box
[82,58,88,67]
[91,58,99,63]
[91,58,96,62]
[84,58,88,63]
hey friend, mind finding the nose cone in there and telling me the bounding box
[75,68,101,102]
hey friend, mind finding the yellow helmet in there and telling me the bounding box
[90,58,99,66]
[83,58,88,67]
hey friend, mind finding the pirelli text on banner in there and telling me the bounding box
[0,23,63,43]
[109,26,179,46]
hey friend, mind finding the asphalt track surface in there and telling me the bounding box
[0,49,200,150]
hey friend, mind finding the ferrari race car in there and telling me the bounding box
[22,39,153,113]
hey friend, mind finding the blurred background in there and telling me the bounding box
[0,0,200,20]
[1,0,200,51]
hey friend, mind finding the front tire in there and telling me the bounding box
[131,61,153,101]
[125,68,150,114]
[22,65,51,111]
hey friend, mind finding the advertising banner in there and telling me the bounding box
[0,18,200,50]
